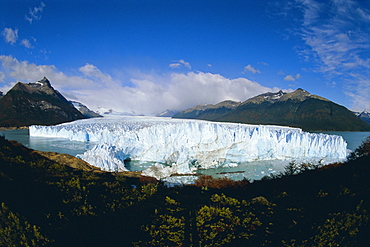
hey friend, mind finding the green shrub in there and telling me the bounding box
[0,202,51,246]
[348,136,370,160]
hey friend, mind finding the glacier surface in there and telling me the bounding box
[29,116,347,179]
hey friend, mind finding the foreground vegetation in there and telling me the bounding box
[0,135,369,246]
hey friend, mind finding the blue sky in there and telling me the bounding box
[1,0,370,115]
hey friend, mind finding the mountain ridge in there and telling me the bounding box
[172,100,241,120]
[173,89,370,131]
[69,100,102,118]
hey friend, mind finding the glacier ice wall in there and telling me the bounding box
[29,116,348,175]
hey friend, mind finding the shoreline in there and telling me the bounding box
[0,126,29,131]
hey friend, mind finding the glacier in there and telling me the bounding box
[29,116,348,179]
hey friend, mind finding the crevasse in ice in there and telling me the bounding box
[29,116,347,177]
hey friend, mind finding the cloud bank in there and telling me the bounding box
[0,55,279,115]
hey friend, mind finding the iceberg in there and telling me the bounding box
[29,116,347,178]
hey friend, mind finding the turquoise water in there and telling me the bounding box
[1,129,369,181]
[0,129,95,156]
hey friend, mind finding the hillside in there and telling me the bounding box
[0,77,86,127]
[172,100,240,120]
[174,89,370,131]
[69,100,102,118]
[0,135,369,246]
[355,111,370,124]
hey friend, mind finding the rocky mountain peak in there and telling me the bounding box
[0,77,86,127]
[276,88,329,102]
[243,90,287,104]
[38,77,52,87]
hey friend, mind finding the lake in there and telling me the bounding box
[1,128,369,182]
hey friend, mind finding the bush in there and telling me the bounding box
[348,136,370,161]
[193,175,249,189]
[0,202,51,246]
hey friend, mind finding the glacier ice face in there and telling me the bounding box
[29,116,348,177]
[141,162,194,180]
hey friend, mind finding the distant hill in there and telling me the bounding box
[0,77,86,127]
[355,111,370,124]
[156,109,179,117]
[172,100,240,120]
[173,89,370,131]
[69,100,102,118]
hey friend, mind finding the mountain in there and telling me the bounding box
[174,89,370,131]
[69,100,102,118]
[156,109,179,117]
[355,111,370,124]
[172,100,240,120]
[0,77,86,127]
[95,106,142,116]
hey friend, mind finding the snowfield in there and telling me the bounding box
[29,116,347,179]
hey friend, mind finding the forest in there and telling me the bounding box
[0,135,369,246]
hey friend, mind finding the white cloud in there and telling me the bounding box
[284,75,295,81]
[0,55,280,115]
[166,72,275,110]
[79,63,115,84]
[169,59,191,69]
[25,2,46,24]
[244,64,261,74]
[296,0,370,71]
[169,63,181,69]
[0,55,96,91]
[21,39,33,48]
[293,0,370,110]
[2,28,18,44]
[345,75,370,112]
[0,72,5,83]
[284,73,301,81]
[74,71,277,115]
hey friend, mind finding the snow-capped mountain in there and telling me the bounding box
[354,111,370,124]
[0,77,86,127]
[69,101,102,118]
[95,106,141,116]
[156,109,179,117]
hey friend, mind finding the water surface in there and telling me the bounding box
[1,129,369,183]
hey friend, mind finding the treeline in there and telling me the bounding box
[0,135,369,246]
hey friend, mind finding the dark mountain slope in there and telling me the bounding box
[221,97,370,131]
[174,89,370,131]
[69,100,102,118]
[172,100,240,120]
[0,77,86,127]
